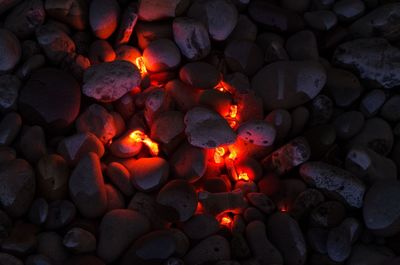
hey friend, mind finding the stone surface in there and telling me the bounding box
[0,75,20,111]
[143,39,181,72]
[0,29,21,73]
[89,0,120,39]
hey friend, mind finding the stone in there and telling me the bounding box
[179,62,220,89]
[138,0,189,21]
[252,61,326,111]
[237,120,276,147]
[135,21,173,50]
[0,253,23,265]
[28,198,48,225]
[188,0,238,41]
[247,193,275,215]
[224,40,264,76]
[35,24,76,64]
[359,89,386,117]
[115,3,138,46]
[151,111,184,144]
[125,157,169,192]
[63,227,96,253]
[76,104,117,144]
[347,244,395,265]
[0,29,21,72]
[157,180,197,222]
[19,125,46,163]
[69,153,107,218]
[0,112,21,146]
[333,111,364,139]
[19,68,81,132]
[350,3,400,41]
[45,200,76,229]
[228,14,257,42]
[0,0,22,15]
[173,17,210,60]
[310,201,347,228]
[64,255,106,265]
[304,10,337,31]
[265,109,292,141]
[267,213,307,265]
[143,39,181,72]
[89,0,120,39]
[105,184,125,211]
[82,60,141,102]
[88,40,116,64]
[183,214,219,240]
[37,232,68,264]
[45,0,88,30]
[309,95,333,126]
[300,162,366,208]
[363,180,400,236]
[106,162,135,197]
[381,95,400,122]
[184,235,231,265]
[4,0,45,39]
[98,209,150,263]
[57,132,105,165]
[333,0,365,22]
[184,107,236,148]
[286,30,319,61]
[0,159,35,217]
[291,189,324,220]
[333,38,400,89]
[0,75,20,111]
[198,190,248,216]
[325,68,362,107]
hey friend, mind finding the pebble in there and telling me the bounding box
[184,107,236,148]
[247,193,275,215]
[325,68,362,107]
[327,218,361,262]
[69,153,107,218]
[35,24,76,64]
[151,111,184,144]
[304,10,338,31]
[182,214,219,240]
[345,146,397,183]
[236,120,275,147]
[105,184,125,211]
[333,111,364,139]
[252,61,326,110]
[248,0,303,32]
[97,209,150,263]
[125,157,169,192]
[172,17,210,60]
[300,162,366,208]
[179,62,220,89]
[349,118,393,156]
[333,38,400,89]
[19,125,46,163]
[143,39,181,72]
[37,232,68,264]
[309,95,333,126]
[227,14,257,42]
[1,222,38,255]
[381,95,400,122]
[347,244,395,265]
[333,0,365,21]
[109,131,143,158]
[267,213,307,265]
[291,189,324,220]
[106,162,135,196]
[0,29,21,72]
[0,112,21,146]
[57,132,105,165]
[170,142,207,182]
[0,0,21,15]
[28,198,48,225]
[45,200,76,229]
[184,235,231,265]
[89,0,120,39]
[350,3,400,41]
[63,227,96,253]
[359,89,386,117]
[64,255,106,265]
[138,0,189,21]
[135,21,173,50]
[304,125,335,159]
[286,30,319,61]
[245,220,283,265]
[0,159,35,217]
[4,0,45,39]
[88,40,116,64]
[224,40,264,76]
[25,254,53,265]
[76,104,117,144]
[114,3,138,46]
[19,68,81,132]
[0,75,20,111]
[82,60,141,102]
[166,80,200,111]
[363,180,400,236]
[198,190,248,216]
[310,201,346,228]
[188,0,238,41]
[157,180,197,222]
[45,0,88,30]
[0,253,23,265]
[307,228,328,254]
[257,32,289,63]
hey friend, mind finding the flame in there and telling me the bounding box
[238,172,249,182]
[214,81,226,92]
[129,130,159,156]
[214,147,226,163]
[135,56,147,76]
[229,105,237,119]
[217,213,233,229]
[228,149,237,160]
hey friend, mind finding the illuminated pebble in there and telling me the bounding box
[104,184,125,212]
[237,120,276,147]
[45,0,87,30]
[143,39,181,72]
[138,0,188,21]
[89,0,120,39]
[150,111,184,144]
[300,161,366,208]
[106,162,135,197]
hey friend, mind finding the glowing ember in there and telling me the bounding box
[217,213,233,228]
[238,172,250,182]
[228,149,237,160]
[214,81,226,92]
[214,147,226,163]
[135,56,147,76]
[229,105,238,119]
[129,130,159,156]
[280,205,288,212]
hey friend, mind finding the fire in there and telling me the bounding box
[214,81,226,92]
[135,56,147,76]
[217,213,233,228]
[129,130,159,156]
[214,147,226,164]
[238,172,249,182]
[229,105,237,119]
[228,149,237,160]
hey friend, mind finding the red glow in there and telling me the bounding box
[214,147,226,163]
[135,56,147,76]
[214,81,227,92]
[129,130,159,156]
[238,172,250,182]
[280,205,288,212]
[217,213,233,229]
[228,149,237,160]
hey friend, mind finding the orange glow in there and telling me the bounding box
[214,147,226,164]
[129,130,159,156]
[214,81,226,92]
[220,216,232,226]
[135,56,147,76]
[228,149,237,160]
[238,172,249,182]
[229,105,237,119]
[280,205,288,212]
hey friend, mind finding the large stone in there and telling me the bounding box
[252,61,326,111]
[82,60,141,102]
[333,38,400,89]
[0,29,21,72]
[19,68,81,132]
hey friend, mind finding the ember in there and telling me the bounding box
[129,130,159,155]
